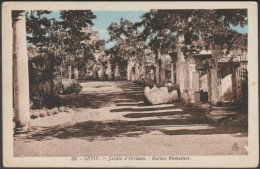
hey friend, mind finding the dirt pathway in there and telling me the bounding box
[14,81,248,156]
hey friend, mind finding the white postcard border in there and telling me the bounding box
[2,1,258,168]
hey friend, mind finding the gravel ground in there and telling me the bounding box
[14,81,248,156]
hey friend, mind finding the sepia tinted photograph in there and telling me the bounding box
[2,1,258,168]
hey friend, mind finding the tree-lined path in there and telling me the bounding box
[12,9,248,157]
[14,81,248,156]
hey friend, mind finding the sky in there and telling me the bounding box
[41,11,248,49]
[92,11,147,49]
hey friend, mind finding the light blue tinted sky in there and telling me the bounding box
[41,11,248,49]
[230,25,248,34]
[92,11,147,49]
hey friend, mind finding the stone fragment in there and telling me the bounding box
[201,103,212,110]
[183,92,190,104]
[144,87,178,104]
[209,110,237,116]
[30,112,39,119]
[206,114,228,122]
[58,106,67,112]
[166,83,175,92]
[168,90,178,102]
[160,87,168,93]
[144,87,151,97]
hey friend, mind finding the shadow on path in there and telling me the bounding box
[22,117,246,142]
[57,81,146,109]
[20,81,247,142]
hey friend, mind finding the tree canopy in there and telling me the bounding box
[136,9,248,54]
[107,18,147,65]
[26,10,98,96]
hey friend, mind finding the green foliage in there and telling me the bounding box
[29,80,82,109]
[56,80,83,95]
[27,10,98,70]
[148,29,177,58]
[30,81,52,109]
[108,18,141,43]
[137,9,248,54]
[107,18,147,70]
[27,10,96,109]
[60,10,96,35]
[26,10,53,44]
[60,10,97,63]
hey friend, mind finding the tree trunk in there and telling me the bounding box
[60,66,63,79]
[13,11,30,132]
[50,62,54,97]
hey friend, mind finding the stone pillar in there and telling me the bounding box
[126,60,129,80]
[151,69,156,87]
[182,62,189,103]
[218,79,223,102]
[236,67,242,101]
[13,11,30,131]
[183,62,189,91]
[188,62,196,101]
[99,63,105,80]
[217,68,223,102]
[143,65,147,83]
[92,64,97,79]
[209,68,219,105]
[171,62,175,84]
[176,45,185,95]
[193,72,200,92]
[207,71,211,102]
[155,60,160,87]
[176,47,185,97]
[127,60,132,81]
[135,64,140,81]
[160,61,166,86]
[131,66,136,82]
[232,67,238,102]
[179,61,185,96]
[139,64,143,82]
[68,66,72,79]
[115,63,120,80]
[74,67,78,80]
[108,61,112,80]
[189,63,196,90]
[176,60,180,85]
[193,72,200,105]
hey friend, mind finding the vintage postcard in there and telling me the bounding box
[2,1,259,168]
